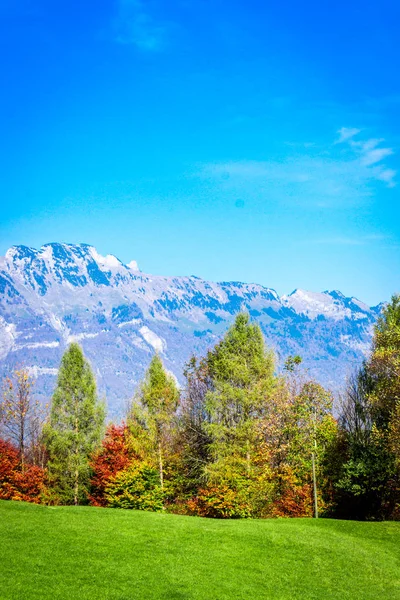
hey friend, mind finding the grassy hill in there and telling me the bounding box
[0,501,399,600]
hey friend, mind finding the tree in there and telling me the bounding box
[0,438,46,503]
[44,343,105,505]
[195,313,277,517]
[178,356,212,493]
[339,367,373,447]
[89,424,138,507]
[368,295,400,435]
[367,295,400,518]
[334,296,400,520]
[205,313,276,478]
[130,354,179,490]
[0,368,45,468]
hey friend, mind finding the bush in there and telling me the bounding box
[0,439,46,503]
[272,467,315,518]
[186,485,252,519]
[105,463,164,511]
[89,424,137,507]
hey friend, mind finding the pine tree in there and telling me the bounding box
[205,313,276,482]
[44,343,105,505]
[130,354,179,490]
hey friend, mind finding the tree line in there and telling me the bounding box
[1,297,399,520]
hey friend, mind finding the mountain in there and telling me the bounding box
[0,243,382,417]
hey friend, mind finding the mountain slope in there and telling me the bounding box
[0,243,382,416]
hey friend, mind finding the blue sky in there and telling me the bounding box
[0,0,399,305]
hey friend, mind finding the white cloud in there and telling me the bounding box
[336,127,361,143]
[376,168,397,187]
[336,128,396,185]
[360,147,393,167]
[199,128,396,208]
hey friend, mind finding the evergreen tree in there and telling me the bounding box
[130,354,179,490]
[44,343,105,505]
[205,313,276,483]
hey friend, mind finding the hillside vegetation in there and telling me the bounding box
[1,501,399,600]
[1,297,400,521]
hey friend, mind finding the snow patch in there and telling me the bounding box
[67,332,99,343]
[283,289,353,320]
[340,334,371,356]
[139,326,165,353]
[27,366,58,378]
[89,247,121,269]
[117,319,141,328]
[0,318,16,359]
[48,314,69,337]
[127,260,140,272]
[14,341,59,350]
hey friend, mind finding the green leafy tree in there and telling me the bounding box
[261,359,335,517]
[130,355,179,490]
[44,343,105,505]
[335,295,400,520]
[204,313,276,505]
[368,295,400,439]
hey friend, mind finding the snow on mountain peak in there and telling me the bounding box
[282,288,370,321]
[127,260,140,272]
[87,247,122,270]
[0,242,383,416]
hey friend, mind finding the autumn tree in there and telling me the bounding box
[0,368,45,468]
[0,438,46,503]
[89,424,138,507]
[257,358,336,517]
[44,343,105,505]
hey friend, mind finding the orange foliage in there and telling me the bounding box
[186,486,252,519]
[89,424,138,507]
[272,468,314,518]
[0,438,46,503]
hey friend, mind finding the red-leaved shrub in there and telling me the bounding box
[89,424,138,506]
[0,439,46,503]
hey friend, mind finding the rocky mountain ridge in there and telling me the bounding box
[0,243,383,416]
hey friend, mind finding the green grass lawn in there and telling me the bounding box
[0,500,399,600]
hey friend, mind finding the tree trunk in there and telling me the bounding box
[74,416,79,505]
[158,440,164,490]
[246,439,251,476]
[312,451,318,519]
[74,468,79,506]
[20,418,25,471]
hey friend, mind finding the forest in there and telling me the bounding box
[1,295,399,521]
